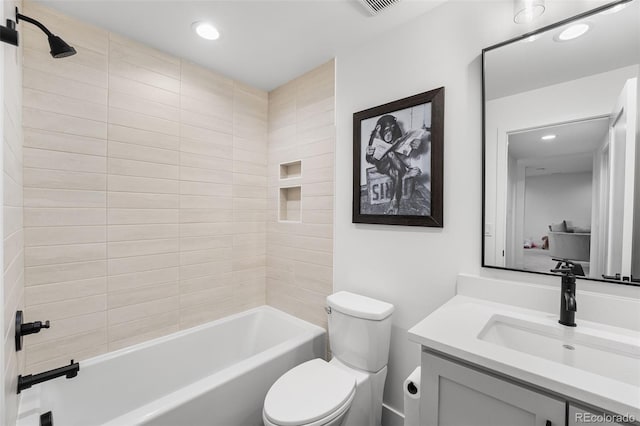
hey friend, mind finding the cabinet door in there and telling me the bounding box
[568,405,626,426]
[420,352,566,426]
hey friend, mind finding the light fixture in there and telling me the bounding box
[513,0,545,24]
[192,21,220,40]
[555,23,591,41]
[0,7,76,57]
[541,134,556,141]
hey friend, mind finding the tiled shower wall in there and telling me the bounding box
[3,0,24,423]
[266,61,335,329]
[21,2,267,372]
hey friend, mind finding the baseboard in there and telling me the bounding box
[382,403,404,426]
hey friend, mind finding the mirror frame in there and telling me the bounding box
[481,0,639,287]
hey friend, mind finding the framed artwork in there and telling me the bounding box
[353,87,444,227]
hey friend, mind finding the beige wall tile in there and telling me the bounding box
[108,283,179,309]
[24,168,106,191]
[25,243,106,267]
[28,294,106,321]
[108,310,179,344]
[108,209,178,225]
[24,148,106,173]
[108,192,178,209]
[25,277,107,306]
[108,175,179,194]
[108,296,179,326]
[108,123,178,150]
[109,57,180,93]
[107,253,179,275]
[23,107,107,139]
[23,188,106,208]
[108,238,179,258]
[24,208,106,227]
[25,260,107,286]
[24,87,108,122]
[107,224,178,242]
[109,75,179,107]
[26,328,108,368]
[266,59,335,328]
[25,226,106,246]
[24,128,106,157]
[23,67,108,105]
[108,267,179,292]
[23,46,108,87]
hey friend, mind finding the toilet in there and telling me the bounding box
[263,291,394,426]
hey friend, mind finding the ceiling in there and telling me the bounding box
[485,0,640,100]
[36,0,446,91]
[508,117,609,176]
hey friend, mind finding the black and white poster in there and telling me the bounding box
[353,88,444,227]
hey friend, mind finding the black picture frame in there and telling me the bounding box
[353,87,444,227]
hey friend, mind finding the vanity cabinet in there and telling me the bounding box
[420,351,632,426]
[421,351,565,426]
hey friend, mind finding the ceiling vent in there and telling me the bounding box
[358,0,402,15]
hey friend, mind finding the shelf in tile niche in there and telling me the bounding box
[280,160,302,180]
[279,186,301,223]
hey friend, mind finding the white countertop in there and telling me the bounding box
[408,295,640,418]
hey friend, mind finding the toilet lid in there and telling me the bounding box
[264,359,356,426]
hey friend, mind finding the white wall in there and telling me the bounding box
[524,172,593,245]
[334,0,638,416]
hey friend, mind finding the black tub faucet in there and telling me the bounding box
[17,359,79,394]
[551,259,581,327]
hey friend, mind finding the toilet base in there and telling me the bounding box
[329,358,387,426]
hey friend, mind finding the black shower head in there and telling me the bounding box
[12,8,77,58]
[48,35,76,58]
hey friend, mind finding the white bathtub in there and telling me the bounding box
[17,306,325,426]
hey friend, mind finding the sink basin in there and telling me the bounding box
[478,314,640,387]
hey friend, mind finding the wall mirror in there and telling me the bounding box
[482,0,640,285]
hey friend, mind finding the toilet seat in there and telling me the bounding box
[263,358,356,426]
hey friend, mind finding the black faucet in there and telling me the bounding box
[17,360,79,394]
[551,259,581,327]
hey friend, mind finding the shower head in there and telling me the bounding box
[15,8,77,58]
[48,35,76,58]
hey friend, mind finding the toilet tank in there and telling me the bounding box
[326,291,394,372]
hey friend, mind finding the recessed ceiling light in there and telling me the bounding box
[192,22,220,40]
[555,23,591,42]
[600,2,629,15]
[541,134,556,141]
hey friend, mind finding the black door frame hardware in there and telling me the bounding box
[15,310,50,351]
[17,360,79,394]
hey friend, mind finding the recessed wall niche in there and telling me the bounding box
[280,160,302,179]
[279,186,302,222]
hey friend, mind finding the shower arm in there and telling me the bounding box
[16,9,55,38]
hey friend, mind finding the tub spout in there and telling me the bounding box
[17,359,79,394]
